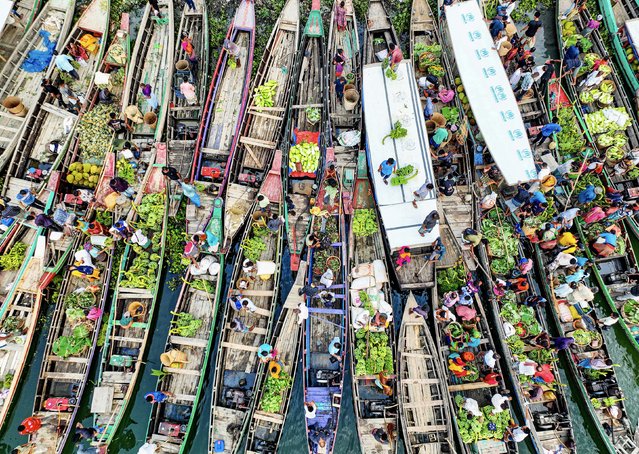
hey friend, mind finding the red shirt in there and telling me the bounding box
[391,47,404,66]
[483,373,500,385]
[19,417,42,435]
[534,364,555,383]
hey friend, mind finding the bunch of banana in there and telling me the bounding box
[254,80,278,108]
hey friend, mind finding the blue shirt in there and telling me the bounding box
[530,191,546,204]
[424,97,434,118]
[55,54,75,72]
[145,391,169,403]
[576,257,589,267]
[379,160,395,176]
[599,232,617,247]
[541,123,562,137]
[329,337,341,355]
[565,45,580,60]
[16,191,35,206]
[577,184,596,204]
[490,19,504,37]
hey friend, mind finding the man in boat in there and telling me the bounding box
[223,39,242,68]
[418,210,439,237]
[107,112,129,134]
[231,317,255,332]
[145,390,173,404]
[16,189,45,211]
[295,301,309,325]
[161,165,182,182]
[41,78,66,107]
[298,282,319,298]
[304,401,317,419]
[53,51,80,80]
[505,425,530,443]
[328,337,342,363]
[388,43,403,70]
[334,76,346,102]
[520,11,543,48]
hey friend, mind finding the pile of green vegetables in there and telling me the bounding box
[117,158,135,184]
[169,312,203,337]
[312,249,341,275]
[598,132,627,149]
[241,237,266,262]
[1,373,13,390]
[305,107,321,123]
[437,263,465,293]
[570,328,599,346]
[259,371,292,413]
[359,291,375,316]
[441,106,459,124]
[2,316,23,332]
[455,396,512,443]
[65,290,95,324]
[556,108,586,155]
[167,203,188,275]
[66,161,102,188]
[254,80,278,108]
[354,331,394,376]
[579,53,612,77]
[391,164,418,186]
[289,142,320,173]
[382,121,407,145]
[0,242,27,271]
[623,300,639,325]
[414,42,444,76]
[119,193,165,289]
[352,209,378,238]
[562,22,593,52]
[508,0,553,23]
[78,103,118,160]
[312,215,339,244]
[579,88,613,105]
[500,301,542,337]
[52,324,92,359]
[584,107,632,134]
[481,209,518,275]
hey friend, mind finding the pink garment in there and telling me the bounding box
[335,4,346,30]
[438,88,455,103]
[87,307,103,320]
[455,305,477,321]
[584,206,606,224]
[180,82,197,104]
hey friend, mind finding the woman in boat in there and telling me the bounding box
[180,76,197,105]
[180,181,201,207]
[332,49,345,78]
[180,32,194,55]
[223,39,242,68]
[68,42,89,65]
[68,263,100,282]
[335,1,346,31]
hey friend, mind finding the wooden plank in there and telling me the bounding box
[46,356,89,363]
[173,394,197,402]
[448,382,496,392]
[406,425,448,433]
[243,143,261,167]
[291,103,323,109]
[225,325,268,335]
[401,378,440,384]
[248,105,286,112]
[164,367,201,376]
[91,387,114,413]
[239,136,277,149]
[403,400,444,409]
[247,110,284,121]
[253,411,284,424]
[44,372,84,381]
[252,307,272,317]
[110,336,144,343]
[402,352,433,358]
[169,335,208,347]
[221,342,259,352]
[238,289,275,297]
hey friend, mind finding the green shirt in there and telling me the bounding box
[433,128,448,145]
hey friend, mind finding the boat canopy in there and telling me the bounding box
[0,1,11,34]
[626,18,639,53]
[445,1,537,185]
[363,61,439,251]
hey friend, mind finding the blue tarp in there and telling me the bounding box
[21,30,57,73]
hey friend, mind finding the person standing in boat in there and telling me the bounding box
[335,1,347,31]
[418,210,439,237]
[388,43,403,70]
[16,189,45,211]
[147,0,162,17]
[53,51,79,80]
[223,39,243,68]
[377,158,396,185]
[179,77,197,105]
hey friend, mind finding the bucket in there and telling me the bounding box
[498,41,512,57]
[144,112,157,129]
[425,120,436,133]
[175,59,190,71]
[344,83,355,92]
[431,112,446,127]
[2,96,27,117]
[343,88,359,111]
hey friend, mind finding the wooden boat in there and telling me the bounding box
[1,0,110,204]
[222,0,299,249]
[398,292,456,454]
[327,0,361,132]
[188,0,256,213]
[283,0,328,271]
[302,160,348,454]
[208,151,284,453]
[91,144,169,445]
[0,0,42,70]
[146,199,224,453]
[363,0,399,65]
[597,0,639,95]
[245,259,307,453]
[535,242,637,453]
[166,0,211,215]
[347,149,399,454]
[0,0,74,171]
[120,0,174,141]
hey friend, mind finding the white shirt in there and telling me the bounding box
[462,398,482,417]
[512,427,529,442]
[518,361,537,376]
[305,403,316,419]
[491,394,509,413]
[509,68,522,89]
[320,269,334,287]
[297,303,309,324]
[138,443,158,454]
[74,249,93,267]
[484,350,496,368]
[241,298,257,312]
[131,229,149,246]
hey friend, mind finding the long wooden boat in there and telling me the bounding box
[327,0,361,132]
[221,0,299,250]
[302,160,348,454]
[363,0,399,66]
[399,292,456,454]
[598,0,639,95]
[347,149,399,454]
[189,0,256,209]
[283,0,328,271]
[535,240,637,452]
[554,7,639,356]
[0,0,74,172]
[91,144,169,445]
[0,0,42,69]
[146,199,224,453]
[208,151,284,454]
[166,0,210,215]
[245,259,307,453]
[120,0,174,141]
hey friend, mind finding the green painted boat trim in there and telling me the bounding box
[94,192,170,445]
[598,0,639,93]
[533,244,617,454]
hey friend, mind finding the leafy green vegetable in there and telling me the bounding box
[169,312,202,337]
[352,209,378,238]
[0,243,27,270]
[437,263,465,293]
[354,331,393,376]
[260,371,292,413]
[382,121,407,144]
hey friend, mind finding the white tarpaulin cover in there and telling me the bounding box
[363,61,439,251]
[445,1,537,185]
[626,18,639,50]
[0,0,13,34]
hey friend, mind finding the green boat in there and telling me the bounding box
[145,198,224,453]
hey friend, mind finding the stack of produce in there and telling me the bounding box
[254,80,278,108]
[481,209,519,275]
[353,331,394,376]
[413,42,444,76]
[78,104,119,160]
[66,161,103,188]
[0,243,27,270]
[288,141,320,173]
[352,209,378,238]
[259,371,292,413]
[454,395,513,443]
